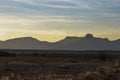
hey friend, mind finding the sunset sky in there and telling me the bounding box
[0,0,120,42]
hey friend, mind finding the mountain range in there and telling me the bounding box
[0,34,120,50]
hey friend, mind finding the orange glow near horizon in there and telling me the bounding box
[0,29,119,42]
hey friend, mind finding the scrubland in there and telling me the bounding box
[0,51,119,80]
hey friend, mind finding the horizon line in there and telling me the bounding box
[0,33,120,43]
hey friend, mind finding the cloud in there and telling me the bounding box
[1,0,120,11]
[12,0,32,3]
[0,14,90,25]
[1,0,120,17]
[11,0,94,9]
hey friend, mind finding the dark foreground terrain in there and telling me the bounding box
[0,50,120,80]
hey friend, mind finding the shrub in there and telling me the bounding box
[97,52,108,61]
[0,51,16,57]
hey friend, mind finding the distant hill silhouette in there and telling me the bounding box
[0,37,51,50]
[0,34,120,50]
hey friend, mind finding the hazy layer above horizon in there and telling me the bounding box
[0,0,120,42]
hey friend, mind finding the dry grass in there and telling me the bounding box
[0,51,119,80]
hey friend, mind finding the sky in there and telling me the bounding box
[0,0,120,42]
